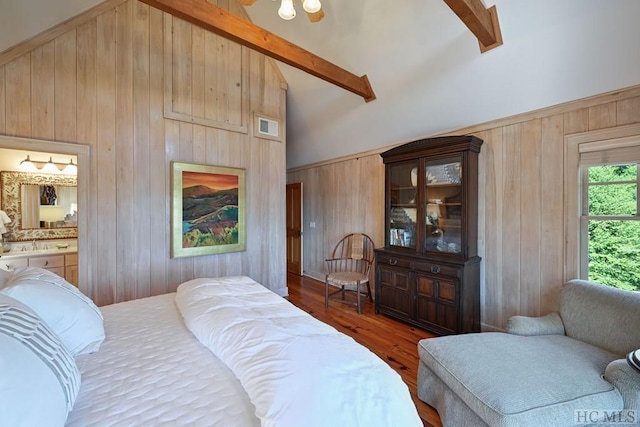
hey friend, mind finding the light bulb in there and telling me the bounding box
[63,159,77,175]
[20,155,37,171]
[42,157,59,173]
[278,0,296,20]
[302,0,321,13]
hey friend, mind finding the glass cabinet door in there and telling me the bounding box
[389,161,418,249]
[424,156,463,255]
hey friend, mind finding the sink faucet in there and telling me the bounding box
[32,240,37,251]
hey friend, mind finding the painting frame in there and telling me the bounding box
[170,161,246,258]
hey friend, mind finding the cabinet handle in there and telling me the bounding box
[44,261,49,267]
[389,259,398,266]
[430,266,440,274]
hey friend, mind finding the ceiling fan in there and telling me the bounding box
[237,0,325,23]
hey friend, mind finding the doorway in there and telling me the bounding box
[286,182,303,275]
[0,135,89,294]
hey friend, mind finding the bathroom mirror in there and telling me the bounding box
[0,171,77,241]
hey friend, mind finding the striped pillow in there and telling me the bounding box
[0,294,80,424]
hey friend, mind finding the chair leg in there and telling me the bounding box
[325,277,329,308]
[357,281,361,314]
[366,282,373,302]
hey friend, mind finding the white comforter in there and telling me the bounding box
[175,276,422,427]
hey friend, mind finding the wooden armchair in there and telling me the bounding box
[324,233,375,314]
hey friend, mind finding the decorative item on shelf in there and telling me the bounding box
[426,162,462,184]
[20,155,77,175]
[237,0,324,22]
[55,243,70,249]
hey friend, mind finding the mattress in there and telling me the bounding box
[65,293,260,427]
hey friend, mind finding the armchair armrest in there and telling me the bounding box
[506,312,565,336]
[605,358,640,410]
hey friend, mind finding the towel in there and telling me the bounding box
[0,210,11,234]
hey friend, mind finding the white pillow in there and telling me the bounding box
[0,293,81,426]
[1,267,105,355]
[0,268,11,288]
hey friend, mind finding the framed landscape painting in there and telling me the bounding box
[171,162,246,258]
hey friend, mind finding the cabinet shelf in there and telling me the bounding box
[376,135,483,335]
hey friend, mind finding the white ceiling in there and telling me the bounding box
[1,0,639,168]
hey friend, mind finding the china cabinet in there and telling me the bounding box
[375,135,482,334]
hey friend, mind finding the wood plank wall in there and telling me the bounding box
[0,0,288,306]
[287,86,640,331]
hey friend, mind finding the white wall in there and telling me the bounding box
[264,0,640,168]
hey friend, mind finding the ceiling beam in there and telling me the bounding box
[138,0,376,102]
[443,0,503,52]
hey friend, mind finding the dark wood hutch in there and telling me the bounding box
[375,135,482,335]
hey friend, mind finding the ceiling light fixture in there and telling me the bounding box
[238,0,324,23]
[20,155,78,175]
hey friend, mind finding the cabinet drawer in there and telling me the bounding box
[65,253,78,266]
[29,255,65,269]
[376,254,411,269]
[0,258,28,272]
[414,261,460,278]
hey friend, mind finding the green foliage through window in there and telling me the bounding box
[585,164,639,291]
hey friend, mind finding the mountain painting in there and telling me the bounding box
[181,170,239,248]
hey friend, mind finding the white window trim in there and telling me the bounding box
[564,123,640,280]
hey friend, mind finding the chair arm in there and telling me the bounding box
[506,312,565,336]
[604,358,640,410]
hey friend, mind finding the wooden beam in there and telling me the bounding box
[139,0,376,102]
[443,0,503,52]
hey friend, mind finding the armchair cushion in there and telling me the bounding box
[506,312,565,336]
[418,333,623,426]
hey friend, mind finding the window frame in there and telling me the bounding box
[564,123,640,281]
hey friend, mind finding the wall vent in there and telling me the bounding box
[257,116,279,138]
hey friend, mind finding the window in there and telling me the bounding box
[579,146,640,291]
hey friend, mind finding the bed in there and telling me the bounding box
[0,269,422,427]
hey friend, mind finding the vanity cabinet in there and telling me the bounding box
[375,135,482,335]
[0,251,79,286]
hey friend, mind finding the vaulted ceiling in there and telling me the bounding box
[1,0,639,168]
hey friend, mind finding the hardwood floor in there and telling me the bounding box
[286,273,443,427]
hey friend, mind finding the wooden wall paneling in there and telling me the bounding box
[133,1,152,299]
[31,42,55,140]
[564,108,589,135]
[474,129,488,319]
[478,127,503,328]
[1,0,287,305]
[588,103,617,131]
[54,31,77,142]
[115,0,136,302]
[616,96,640,125]
[501,124,521,321]
[76,19,98,299]
[5,54,31,137]
[519,119,542,316]
[148,5,169,297]
[164,118,181,293]
[76,21,97,147]
[540,114,564,314]
[95,9,118,306]
[170,15,192,117]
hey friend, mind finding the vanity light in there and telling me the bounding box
[19,155,78,175]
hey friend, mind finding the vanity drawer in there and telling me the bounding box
[29,255,65,269]
[0,258,28,272]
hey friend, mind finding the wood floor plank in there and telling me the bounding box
[286,273,442,427]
